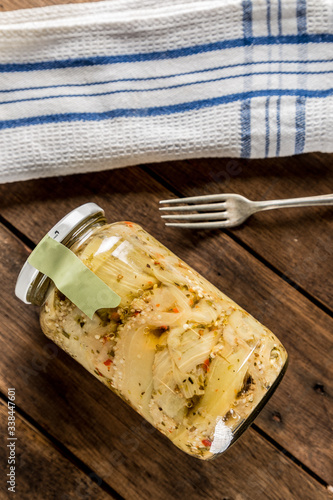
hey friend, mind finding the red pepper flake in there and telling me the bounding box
[111,312,120,321]
[102,336,108,344]
[95,368,103,376]
[103,359,112,367]
[172,307,179,313]
[154,261,160,266]
[189,299,194,306]
[203,359,210,372]
[202,439,212,448]
[156,304,160,307]
[160,325,169,332]
[124,221,133,227]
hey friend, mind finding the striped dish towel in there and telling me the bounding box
[0,0,332,183]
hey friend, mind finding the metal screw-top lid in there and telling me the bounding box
[15,203,104,304]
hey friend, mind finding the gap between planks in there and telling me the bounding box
[0,390,123,500]
[142,165,333,320]
[251,423,328,489]
[0,222,330,491]
[0,377,329,496]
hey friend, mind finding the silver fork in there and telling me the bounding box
[159,193,333,229]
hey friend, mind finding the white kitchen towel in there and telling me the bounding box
[0,0,332,183]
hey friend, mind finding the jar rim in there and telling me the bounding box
[15,202,105,305]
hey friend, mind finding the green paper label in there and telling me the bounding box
[28,234,121,319]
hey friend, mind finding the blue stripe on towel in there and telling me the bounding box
[242,0,253,38]
[276,0,282,155]
[277,0,282,36]
[241,99,252,158]
[0,34,332,73]
[295,95,306,154]
[241,0,253,157]
[1,61,332,94]
[0,88,331,131]
[297,0,307,36]
[295,0,307,154]
[265,97,270,157]
[266,0,271,37]
[2,69,332,106]
[276,96,281,156]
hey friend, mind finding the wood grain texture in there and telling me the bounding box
[0,163,332,486]
[1,1,332,498]
[0,223,331,500]
[147,153,333,311]
[0,399,114,500]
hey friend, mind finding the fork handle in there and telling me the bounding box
[252,194,333,213]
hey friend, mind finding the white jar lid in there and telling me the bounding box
[15,202,104,304]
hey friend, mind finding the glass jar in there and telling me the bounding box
[16,203,287,460]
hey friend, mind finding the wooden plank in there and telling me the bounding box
[1,0,332,495]
[0,223,331,500]
[0,399,115,499]
[146,153,333,311]
[1,2,332,310]
[0,166,332,483]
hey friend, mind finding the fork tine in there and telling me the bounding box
[164,221,230,229]
[159,202,226,212]
[159,194,228,205]
[161,211,227,221]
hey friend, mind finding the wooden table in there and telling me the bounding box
[1,1,333,499]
